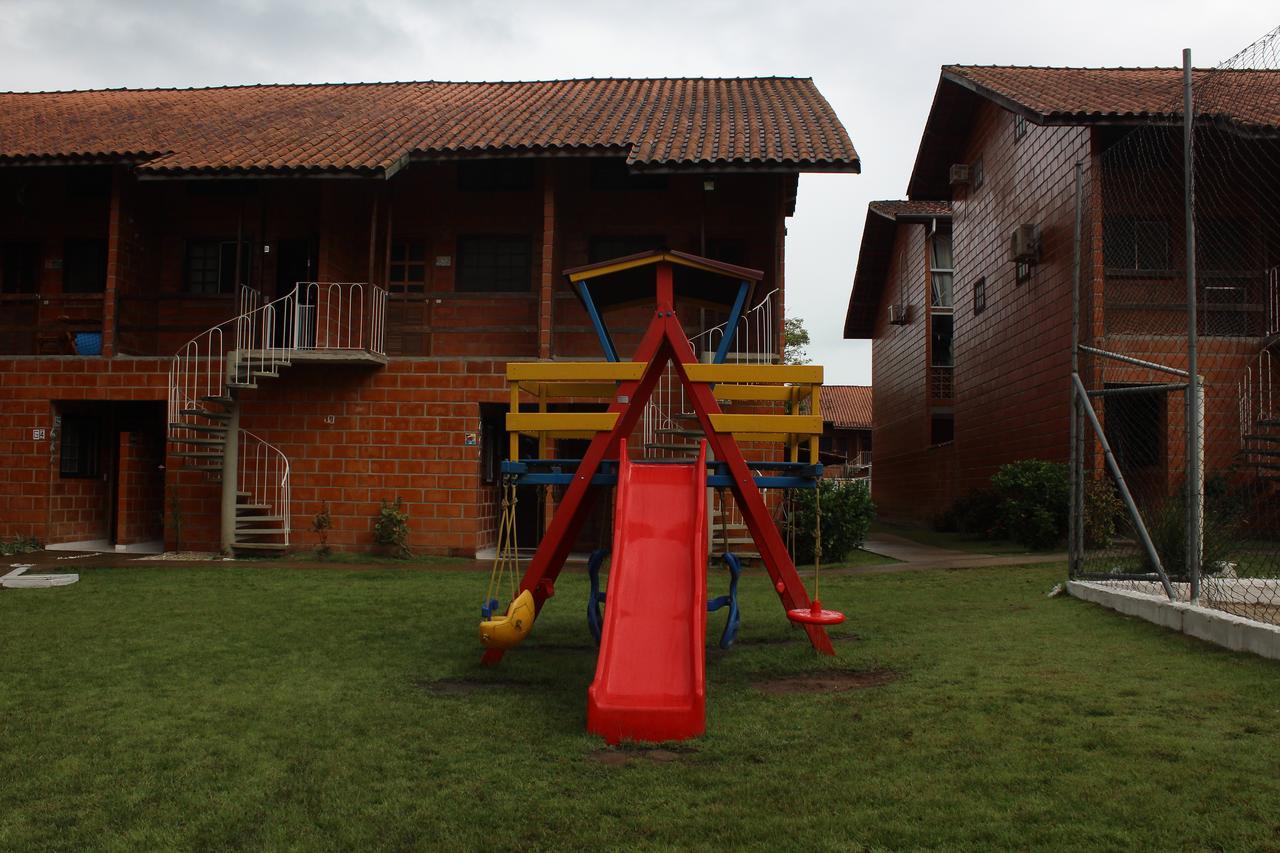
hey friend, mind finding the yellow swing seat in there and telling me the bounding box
[478,589,536,650]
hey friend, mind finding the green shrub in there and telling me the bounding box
[990,460,1070,550]
[373,497,411,558]
[790,479,874,565]
[312,501,333,558]
[934,488,1003,538]
[1083,477,1125,549]
[1144,476,1243,581]
[0,537,41,556]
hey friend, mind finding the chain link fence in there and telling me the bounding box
[1070,27,1280,626]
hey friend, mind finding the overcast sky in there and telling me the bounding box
[2,0,1275,382]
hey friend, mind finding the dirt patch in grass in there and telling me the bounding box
[588,743,698,766]
[418,677,522,695]
[754,668,898,695]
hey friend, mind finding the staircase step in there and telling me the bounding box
[173,437,226,447]
[199,395,234,405]
[226,382,258,390]
[236,491,251,498]
[174,451,224,459]
[237,516,285,524]
[252,371,280,379]
[656,428,704,437]
[179,408,232,421]
[169,422,228,434]
[234,528,288,536]
[1245,434,1280,444]
[231,541,288,551]
[235,503,272,511]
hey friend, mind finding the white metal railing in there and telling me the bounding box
[238,430,291,546]
[1268,265,1279,339]
[688,289,779,366]
[298,282,388,354]
[644,291,781,456]
[1240,348,1276,449]
[168,282,388,429]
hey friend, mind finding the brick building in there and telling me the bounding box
[844,66,1280,522]
[817,385,872,478]
[0,78,859,555]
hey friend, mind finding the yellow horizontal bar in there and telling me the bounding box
[712,384,794,402]
[507,412,619,432]
[507,362,646,382]
[709,414,823,435]
[731,432,789,442]
[518,431,599,440]
[517,381,619,398]
[684,364,823,385]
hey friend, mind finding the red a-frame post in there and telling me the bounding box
[482,261,833,666]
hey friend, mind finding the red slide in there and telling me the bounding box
[587,440,708,744]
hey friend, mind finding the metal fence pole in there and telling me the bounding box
[1069,162,1084,576]
[1183,48,1202,603]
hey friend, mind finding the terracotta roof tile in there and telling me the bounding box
[868,199,952,220]
[943,66,1280,128]
[822,385,872,429]
[0,78,860,175]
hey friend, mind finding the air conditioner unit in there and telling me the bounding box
[888,304,910,325]
[949,164,971,187]
[1009,224,1041,263]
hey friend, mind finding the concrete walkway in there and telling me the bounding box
[836,531,1066,576]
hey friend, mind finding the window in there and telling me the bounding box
[1016,260,1033,284]
[456,236,532,293]
[389,240,428,295]
[458,160,535,192]
[59,415,101,478]
[0,242,40,294]
[1014,114,1028,141]
[972,157,984,189]
[931,314,954,367]
[1104,217,1170,272]
[185,240,251,295]
[588,235,664,264]
[930,413,954,446]
[63,238,107,294]
[973,276,986,315]
[930,230,954,308]
[589,159,668,191]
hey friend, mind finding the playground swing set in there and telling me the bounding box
[476,250,843,744]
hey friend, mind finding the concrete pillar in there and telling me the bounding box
[219,403,241,553]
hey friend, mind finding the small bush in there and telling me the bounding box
[373,497,411,558]
[312,502,333,558]
[1083,477,1125,549]
[934,488,1004,539]
[1144,476,1244,581]
[790,479,874,565]
[990,460,1070,550]
[0,537,41,556]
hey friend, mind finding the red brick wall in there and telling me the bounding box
[946,105,1091,502]
[0,358,170,544]
[868,221,958,519]
[0,160,794,555]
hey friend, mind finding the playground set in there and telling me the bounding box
[477,250,843,744]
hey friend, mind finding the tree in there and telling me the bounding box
[783,316,811,365]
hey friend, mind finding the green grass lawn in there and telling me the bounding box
[870,519,1056,555]
[3,561,1279,850]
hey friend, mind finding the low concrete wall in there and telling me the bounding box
[1068,581,1280,661]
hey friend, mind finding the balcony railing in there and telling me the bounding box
[930,365,954,400]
